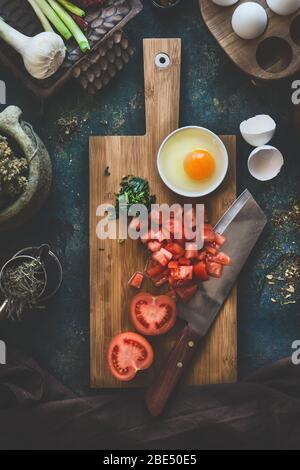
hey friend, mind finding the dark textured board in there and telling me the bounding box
[0,0,142,97]
[0,0,299,395]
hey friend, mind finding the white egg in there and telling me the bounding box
[232,2,268,40]
[212,0,239,6]
[240,115,276,147]
[267,0,300,16]
[248,145,284,181]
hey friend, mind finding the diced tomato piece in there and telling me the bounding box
[178,257,191,266]
[211,252,231,266]
[170,266,193,281]
[152,268,170,287]
[205,243,217,256]
[214,233,226,246]
[185,244,199,259]
[152,250,168,266]
[206,261,223,278]
[147,240,162,252]
[128,272,144,289]
[168,261,179,269]
[204,224,215,243]
[146,259,165,278]
[193,262,209,282]
[160,248,173,261]
[166,290,177,302]
[165,242,185,257]
[197,250,207,261]
[176,283,198,303]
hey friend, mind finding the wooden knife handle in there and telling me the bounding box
[145,324,202,417]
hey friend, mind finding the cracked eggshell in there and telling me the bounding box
[232,2,268,40]
[212,0,239,6]
[240,115,276,147]
[248,145,284,181]
[266,0,300,16]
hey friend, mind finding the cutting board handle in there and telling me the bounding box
[143,39,181,145]
[145,324,202,417]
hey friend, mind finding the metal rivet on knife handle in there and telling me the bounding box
[188,341,195,348]
[177,362,183,368]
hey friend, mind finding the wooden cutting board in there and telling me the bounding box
[90,39,237,388]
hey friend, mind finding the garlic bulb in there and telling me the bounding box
[0,18,66,80]
[22,32,66,79]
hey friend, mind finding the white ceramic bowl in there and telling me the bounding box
[157,126,229,197]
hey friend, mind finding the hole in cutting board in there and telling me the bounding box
[155,53,171,69]
[290,16,300,46]
[256,37,293,73]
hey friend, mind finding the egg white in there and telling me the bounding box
[158,127,228,197]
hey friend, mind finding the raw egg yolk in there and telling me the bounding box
[183,149,215,181]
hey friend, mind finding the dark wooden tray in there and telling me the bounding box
[0,0,142,97]
[200,0,300,81]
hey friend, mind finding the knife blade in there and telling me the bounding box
[145,190,267,416]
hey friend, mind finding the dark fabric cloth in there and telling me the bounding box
[0,348,300,450]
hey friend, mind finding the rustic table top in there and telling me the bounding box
[1,0,299,394]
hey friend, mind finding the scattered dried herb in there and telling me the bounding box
[272,202,300,230]
[115,175,156,218]
[0,135,28,202]
[265,254,300,306]
[1,258,46,320]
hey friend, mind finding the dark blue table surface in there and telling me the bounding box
[0,0,299,394]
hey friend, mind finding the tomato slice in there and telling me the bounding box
[130,292,177,336]
[193,261,209,281]
[108,332,153,381]
[178,257,191,266]
[206,261,223,278]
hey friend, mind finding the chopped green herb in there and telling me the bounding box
[115,175,156,218]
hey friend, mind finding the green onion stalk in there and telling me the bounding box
[34,0,72,40]
[57,0,86,18]
[27,0,54,32]
[48,0,90,52]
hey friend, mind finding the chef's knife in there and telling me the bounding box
[145,189,267,416]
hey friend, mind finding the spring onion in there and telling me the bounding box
[57,0,86,18]
[27,0,54,32]
[0,18,66,79]
[48,0,90,52]
[35,0,72,40]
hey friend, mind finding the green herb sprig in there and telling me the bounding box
[115,175,156,218]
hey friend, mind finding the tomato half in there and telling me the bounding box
[108,332,154,382]
[130,292,177,336]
